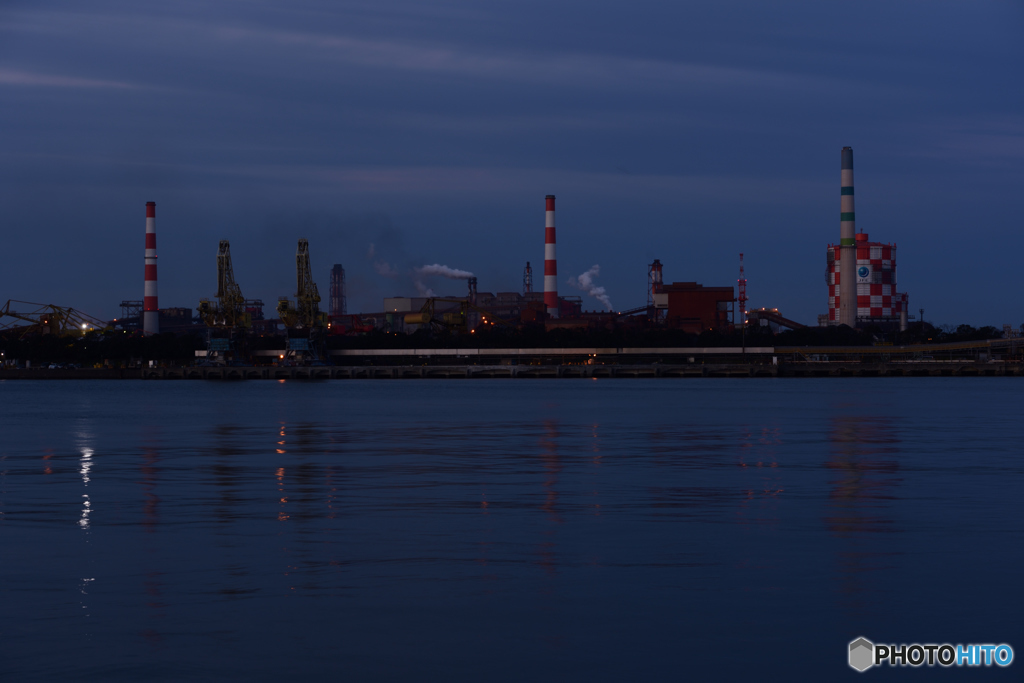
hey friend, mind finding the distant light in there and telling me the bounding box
[82,324,88,329]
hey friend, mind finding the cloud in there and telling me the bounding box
[213,26,845,94]
[0,68,137,89]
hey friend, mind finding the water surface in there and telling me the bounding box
[1,379,1021,680]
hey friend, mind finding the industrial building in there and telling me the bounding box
[1,159,928,366]
[826,147,909,330]
[652,281,735,333]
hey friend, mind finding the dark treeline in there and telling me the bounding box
[0,321,1012,365]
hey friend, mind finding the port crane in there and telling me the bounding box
[277,239,328,362]
[0,300,107,338]
[198,241,250,329]
[197,241,258,364]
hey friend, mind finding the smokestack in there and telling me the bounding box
[143,201,159,335]
[329,264,346,318]
[544,195,558,318]
[838,147,856,328]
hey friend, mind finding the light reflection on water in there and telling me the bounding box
[1,379,1022,680]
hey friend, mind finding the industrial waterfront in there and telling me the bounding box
[4,147,1019,373]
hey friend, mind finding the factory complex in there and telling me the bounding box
[7,145,1013,372]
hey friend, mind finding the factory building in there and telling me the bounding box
[653,282,735,333]
[381,290,582,332]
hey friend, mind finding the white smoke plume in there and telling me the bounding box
[414,280,436,297]
[415,263,474,279]
[374,260,399,277]
[570,265,613,311]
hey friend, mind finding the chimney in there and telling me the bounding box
[838,147,856,327]
[143,201,159,335]
[544,195,558,318]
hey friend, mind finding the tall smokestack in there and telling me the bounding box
[838,147,856,327]
[544,195,558,318]
[143,201,159,335]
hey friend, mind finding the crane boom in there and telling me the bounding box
[0,300,107,337]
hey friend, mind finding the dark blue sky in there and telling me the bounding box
[1,1,1022,325]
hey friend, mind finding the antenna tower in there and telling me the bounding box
[523,261,533,295]
[738,253,747,326]
[647,259,664,322]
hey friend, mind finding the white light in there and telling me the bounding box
[82,324,88,329]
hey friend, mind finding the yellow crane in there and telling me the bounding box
[277,239,328,363]
[197,241,251,329]
[277,239,328,330]
[403,299,514,333]
[196,241,255,365]
[0,300,107,338]
[404,298,469,332]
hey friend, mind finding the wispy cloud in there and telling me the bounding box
[0,67,137,89]
[213,26,843,93]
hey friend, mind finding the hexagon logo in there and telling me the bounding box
[849,637,874,672]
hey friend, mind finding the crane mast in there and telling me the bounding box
[197,240,252,365]
[277,238,328,363]
[198,241,250,329]
[277,239,327,330]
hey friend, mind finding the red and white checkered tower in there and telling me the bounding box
[143,201,159,335]
[543,195,558,318]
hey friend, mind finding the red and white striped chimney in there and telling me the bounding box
[143,201,159,335]
[543,194,558,318]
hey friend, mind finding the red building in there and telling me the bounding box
[655,282,735,333]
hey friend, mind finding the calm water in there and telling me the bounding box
[1,379,1022,680]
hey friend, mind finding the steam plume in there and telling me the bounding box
[570,265,613,311]
[416,263,474,279]
[374,260,399,277]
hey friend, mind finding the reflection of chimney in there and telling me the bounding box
[143,201,159,335]
[544,195,558,318]
[838,147,856,327]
